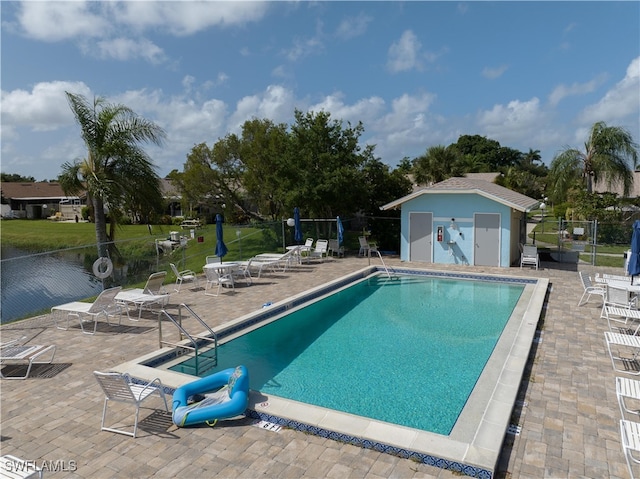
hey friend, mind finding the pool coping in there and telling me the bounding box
[115,266,548,479]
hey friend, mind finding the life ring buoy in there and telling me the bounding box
[92,257,113,279]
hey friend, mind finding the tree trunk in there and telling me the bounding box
[93,196,110,258]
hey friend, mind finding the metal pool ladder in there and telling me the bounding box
[368,248,392,278]
[159,304,218,376]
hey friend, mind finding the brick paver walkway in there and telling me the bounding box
[0,256,632,478]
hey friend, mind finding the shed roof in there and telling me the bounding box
[380,176,540,212]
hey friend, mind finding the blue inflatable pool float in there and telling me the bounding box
[172,365,249,427]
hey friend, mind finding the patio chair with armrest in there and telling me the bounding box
[358,236,377,257]
[51,286,123,334]
[169,263,199,291]
[578,271,606,306]
[520,244,539,270]
[308,239,329,262]
[93,371,168,438]
[203,266,235,296]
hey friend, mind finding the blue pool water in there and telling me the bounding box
[170,274,524,435]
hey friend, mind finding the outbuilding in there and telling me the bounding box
[380,176,540,267]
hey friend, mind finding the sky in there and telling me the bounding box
[1,1,639,182]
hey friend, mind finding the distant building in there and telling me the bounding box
[593,171,640,198]
[0,182,83,219]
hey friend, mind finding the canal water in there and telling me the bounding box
[1,245,103,324]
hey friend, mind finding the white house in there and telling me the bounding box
[380,176,540,267]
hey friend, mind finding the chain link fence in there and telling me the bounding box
[2,216,398,324]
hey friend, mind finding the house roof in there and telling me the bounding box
[0,182,79,201]
[380,176,540,213]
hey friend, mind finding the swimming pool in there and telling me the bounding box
[120,266,547,478]
[169,275,524,435]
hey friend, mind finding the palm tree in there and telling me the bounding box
[412,145,462,185]
[548,121,638,202]
[59,92,166,258]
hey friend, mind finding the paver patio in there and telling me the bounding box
[0,256,633,478]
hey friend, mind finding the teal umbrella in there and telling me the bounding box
[214,214,228,259]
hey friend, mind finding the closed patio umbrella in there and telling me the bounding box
[337,216,344,247]
[294,207,302,243]
[214,214,228,260]
[628,220,640,283]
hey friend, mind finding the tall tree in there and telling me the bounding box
[287,110,369,220]
[59,92,166,257]
[548,121,638,203]
[412,145,462,185]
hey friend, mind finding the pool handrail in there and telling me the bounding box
[159,304,218,376]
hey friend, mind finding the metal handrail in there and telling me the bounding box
[159,304,217,375]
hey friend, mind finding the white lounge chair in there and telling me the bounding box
[243,247,302,278]
[0,454,43,478]
[51,286,123,334]
[204,266,235,296]
[578,271,606,306]
[605,332,640,375]
[1,338,56,380]
[617,377,640,418]
[520,245,539,270]
[169,263,199,291]
[93,371,168,438]
[621,419,640,478]
[604,306,640,334]
[116,272,169,320]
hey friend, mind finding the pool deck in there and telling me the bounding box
[0,256,632,478]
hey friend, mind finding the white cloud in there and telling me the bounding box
[1,81,91,131]
[548,73,608,107]
[91,37,166,63]
[17,1,109,42]
[482,65,508,80]
[309,93,386,125]
[579,57,640,124]
[335,13,373,40]
[387,30,423,73]
[228,85,295,133]
[386,30,443,74]
[476,97,553,149]
[107,1,270,36]
[283,36,324,62]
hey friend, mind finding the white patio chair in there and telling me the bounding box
[358,236,377,257]
[621,419,640,478]
[520,245,539,270]
[578,271,606,306]
[328,239,344,257]
[203,266,235,296]
[232,259,253,286]
[93,371,168,438]
[308,239,329,262]
[1,338,56,380]
[606,283,637,309]
[51,286,123,334]
[169,263,199,291]
[617,377,640,419]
